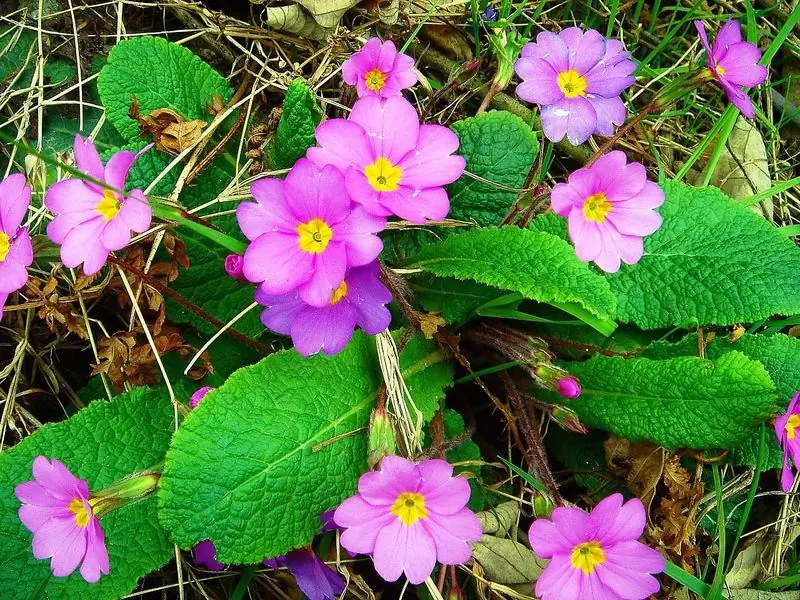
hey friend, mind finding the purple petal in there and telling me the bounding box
[257,290,306,336]
[100,214,134,252]
[424,508,482,551]
[713,19,743,55]
[336,497,395,555]
[533,31,570,72]
[0,173,30,234]
[290,302,357,356]
[194,540,226,571]
[590,96,628,137]
[15,480,64,508]
[694,21,713,56]
[719,78,756,118]
[718,43,767,88]
[541,98,597,145]
[349,96,420,163]
[283,549,345,600]
[79,518,110,583]
[564,28,607,74]
[0,256,29,293]
[297,243,348,308]
[19,504,72,531]
[238,180,296,240]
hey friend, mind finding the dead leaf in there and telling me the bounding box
[726,537,769,589]
[261,5,332,40]
[129,100,207,156]
[604,436,665,511]
[726,591,800,600]
[291,0,360,27]
[476,502,519,537]
[709,115,772,219]
[471,535,546,586]
[418,312,446,339]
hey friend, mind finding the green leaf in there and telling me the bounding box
[98,36,233,142]
[439,409,485,511]
[545,428,612,496]
[447,110,538,226]
[157,331,450,563]
[0,388,176,600]
[607,181,800,329]
[270,78,323,170]
[412,276,506,324]
[401,334,454,421]
[644,333,800,468]
[406,226,617,333]
[561,352,777,449]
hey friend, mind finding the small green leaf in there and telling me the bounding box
[98,36,233,142]
[157,331,451,563]
[406,227,617,331]
[412,276,506,324]
[560,352,777,449]
[607,181,800,329]
[438,409,485,510]
[270,78,323,170]
[0,389,176,600]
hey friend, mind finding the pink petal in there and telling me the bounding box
[349,96,420,163]
[290,302,357,356]
[421,478,472,516]
[15,480,64,507]
[420,515,474,564]
[32,514,79,559]
[718,43,767,88]
[528,518,575,559]
[73,135,104,182]
[308,119,375,172]
[550,505,591,546]
[104,150,136,191]
[0,258,29,293]
[595,561,662,599]
[535,554,584,600]
[81,241,112,276]
[49,524,88,577]
[346,264,392,334]
[542,97,598,145]
[243,233,313,294]
[551,182,583,216]
[606,207,662,237]
[380,186,450,224]
[118,191,152,233]
[344,168,390,217]
[614,181,664,209]
[45,179,100,214]
[377,39,398,72]
[590,96,627,137]
[782,448,796,493]
[100,215,133,252]
[19,504,73,531]
[424,508,482,551]
[563,28,607,74]
[257,290,306,335]
[403,523,438,584]
[284,160,352,224]
[238,180,296,239]
[593,231,624,273]
[60,219,107,272]
[372,518,408,582]
[335,494,392,527]
[713,19,743,55]
[32,457,88,501]
[0,292,6,320]
[396,125,465,189]
[515,58,563,105]
[694,21,713,56]
[339,519,396,555]
[359,456,421,504]
[46,209,99,245]
[79,518,110,583]
[297,242,347,307]
[0,173,30,234]
[9,228,33,267]
[569,212,603,263]
[336,207,385,266]
[604,540,666,574]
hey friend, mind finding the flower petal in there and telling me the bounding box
[290,303,357,356]
[243,233,313,294]
[595,561,662,600]
[118,191,152,233]
[298,243,348,308]
[713,19,743,55]
[79,518,110,583]
[380,186,450,224]
[0,173,30,234]
[349,96,420,162]
[718,43,768,88]
[104,150,136,191]
[73,135,104,182]
[284,160,352,224]
[535,554,584,600]
[308,120,375,172]
[542,97,597,145]
[32,457,88,501]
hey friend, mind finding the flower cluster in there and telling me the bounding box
[334,455,482,585]
[529,493,666,600]
[237,38,465,355]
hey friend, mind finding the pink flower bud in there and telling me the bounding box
[224,254,246,282]
[189,386,213,408]
[556,375,581,399]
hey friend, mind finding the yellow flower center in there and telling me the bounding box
[365,157,403,192]
[364,68,387,92]
[786,415,800,440]
[583,192,612,223]
[0,232,10,262]
[96,189,121,222]
[390,492,428,526]
[570,541,606,574]
[67,497,95,528]
[330,281,348,305]
[296,218,333,254]
[557,69,588,98]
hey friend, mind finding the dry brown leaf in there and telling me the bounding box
[129,100,207,155]
[604,436,665,511]
[418,312,446,339]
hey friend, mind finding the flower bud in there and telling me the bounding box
[535,364,581,399]
[549,406,588,434]
[367,408,397,469]
[91,471,161,517]
[224,254,247,282]
[556,375,581,399]
[189,386,213,408]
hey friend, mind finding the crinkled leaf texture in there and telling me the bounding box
[157,331,452,563]
[0,388,176,600]
[384,110,538,262]
[561,352,777,449]
[644,333,800,468]
[607,181,800,328]
[406,226,616,331]
[271,78,323,170]
[98,36,233,142]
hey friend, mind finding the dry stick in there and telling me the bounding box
[501,372,563,506]
[106,256,271,354]
[408,44,592,165]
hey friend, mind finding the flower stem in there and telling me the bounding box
[150,202,247,255]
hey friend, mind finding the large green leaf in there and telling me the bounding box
[270,78,322,170]
[0,389,175,600]
[412,276,505,324]
[406,227,617,333]
[98,36,233,142]
[559,352,776,449]
[607,181,800,329]
[157,331,451,563]
[644,333,800,467]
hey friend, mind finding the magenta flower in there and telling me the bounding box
[342,37,418,99]
[45,135,152,275]
[224,254,246,282]
[0,173,33,320]
[307,96,465,224]
[193,540,225,571]
[14,456,110,583]
[334,455,482,585]
[264,549,345,600]
[529,493,665,600]
[514,28,636,145]
[551,151,664,273]
[695,19,767,118]
[776,391,800,493]
[237,159,385,307]
[189,386,213,409]
[255,261,391,357]
[556,376,581,399]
